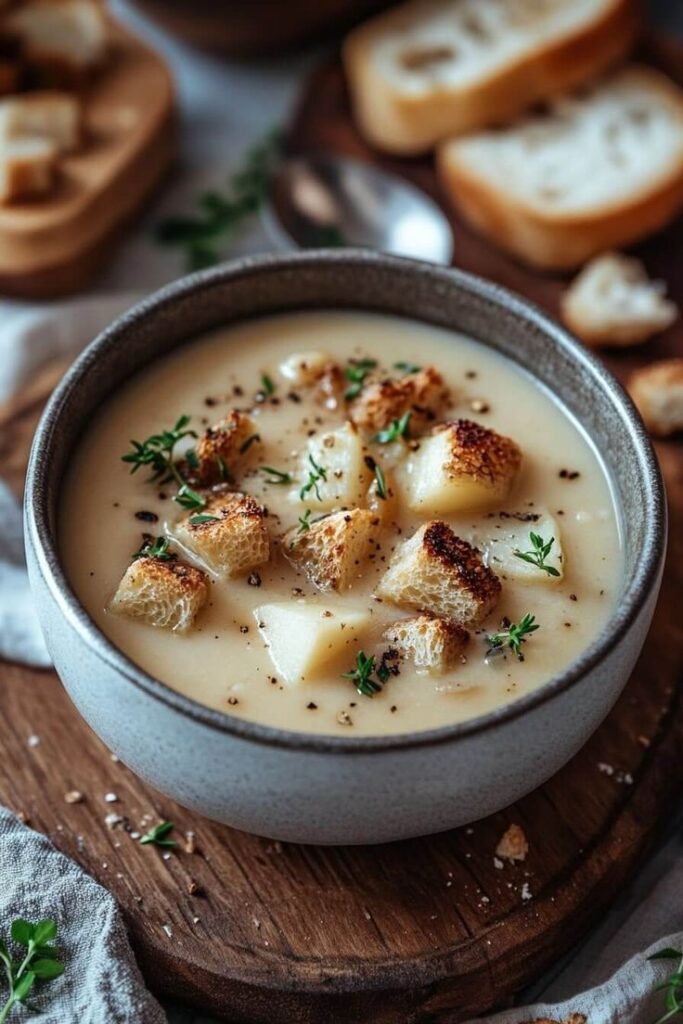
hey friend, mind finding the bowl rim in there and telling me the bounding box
[25,249,666,755]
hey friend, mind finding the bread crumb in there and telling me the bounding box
[496,823,528,862]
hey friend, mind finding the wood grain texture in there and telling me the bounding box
[0,39,682,1024]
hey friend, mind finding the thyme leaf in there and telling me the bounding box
[344,358,377,401]
[486,613,539,662]
[513,532,560,577]
[341,651,384,698]
[375,411,411,444]
[299,455,328,502]
[139,821,177,849]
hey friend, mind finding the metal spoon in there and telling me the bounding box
[265,153,454,264]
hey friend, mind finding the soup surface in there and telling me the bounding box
[60,310,622,736]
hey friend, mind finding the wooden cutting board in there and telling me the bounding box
[0,43,682,1024]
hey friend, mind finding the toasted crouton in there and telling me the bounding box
[294,421,370,510]
[383,615,469,674]
[0,135,57,203]
[496,823,529,862]
[376,521,501,626]
[350,366,449,435]
[284,508,379,592]
[255,602,370,685]
[629,358,683,437]
[174,492,269,578]
[109,555,209,632]
[401,419,522,514]
[0,91,82,151]
[8,0,107,83]
[193,410,261,485]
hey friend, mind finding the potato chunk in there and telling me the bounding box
[255,602,370,685]
[284,508,379,592]
[401,419,521,513]
[174,492,270,578]
[349,366,449,434]
[479,510,564,583]
[279,351,333,386]
[193,410,261,485]
[376,520,501,626]
[294,421,369,510]
[109,556,208,633]
[383,615,469,674]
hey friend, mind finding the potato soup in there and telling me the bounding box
[60,310,622,736]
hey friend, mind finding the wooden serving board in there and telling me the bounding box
[0,19,174,299]
[1,47,682,1024]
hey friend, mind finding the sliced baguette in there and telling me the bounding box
[438,65,683,270]
[8,0,108,84]
[343,0,639,155]
[0,135,57,202]
[0,91,82,151]
[629,358,683,437]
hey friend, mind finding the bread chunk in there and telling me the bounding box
[349,366,449,435]
[0,92,82,152]
[438,66,683,269]
[383,615,469,673]
[294,421,370,510]
[344,0,638,154]
[377,521,501,625]
[496,823,529,862]
[479,510,564,583]
[402,419,521,514]
[0,136,57,202]
[284,508,378,592]
[255,602,370,686]
[109,556,209,632]
[194,410,261,485]
[174,492,269,578]
[8,0,108,83]
[629,358,683,437]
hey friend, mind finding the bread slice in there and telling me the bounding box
[349,365,450,435]
[629,358,683,437]
[438,66,683,270]
[376,520,501,625]
[383,615,469,673]
[0,135,57,202]
[109,555,209,632]
[192,410,261,486]
[343,0,639,155]
[8,0,108,84]
[0,91,82,152]
[561,252,678,346]
[283,508,379,592]
[173,492,270,578]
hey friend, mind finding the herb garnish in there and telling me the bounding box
[648,947,683,1023]
[133,536,172,560]
[373,463,388,500]
[393,361,421,374]
[342,651,385,697]
[189,514,219,526]
[486,614,539,661]
[155,128,282,270]
[297,509,313,533]
[344,359,377,401]
[261,467,292,485]
[0,918,64,1023]
[139,821,177,849]
[239,433,261,454]
[299,455,328,502]
[216,455,232,482]
[122,415,196,487]
[174,484,206,512]
[513,532,560,577]
[185,448,199,469]
[260,374,275,396]
[375,411,411,444]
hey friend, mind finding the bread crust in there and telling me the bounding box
[344,0,640,155]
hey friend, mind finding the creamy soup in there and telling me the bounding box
[60,311,622,736]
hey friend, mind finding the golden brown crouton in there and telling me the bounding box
[193,410,261,485]
[174,492,269,578]
[8,0,108,85]
[109,555,208,632]
[0,91,82,152]
[349,366,450,434]
[402,419,522,513]
[0,136,57,203]
[629,358,683,437]
[496,823,529,862]
[284,508,379,592]
[383,615,469,674]
[376,520,501,626]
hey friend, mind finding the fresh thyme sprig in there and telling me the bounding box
[299,455,328,502]
[486,613,539,661]
[344,358,377,401]
[342,651,384,698]
[0,919,64,1023]
[174,484,206,512]
[189,514,219,526]
[513,532,560,577]
[648,947,683,1023]
[155,128,282,270]
[239,433,261,454]
[139,821,177,849]
[297,509,313,533]
[133,536,172,560]
[122,415,196,487]
[373,463,388,500]
[393,361,421,374]
[261,466,292,485]
[375,411,411,444]
[260,374,275,396]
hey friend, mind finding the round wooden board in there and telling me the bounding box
[2,48,683,1024]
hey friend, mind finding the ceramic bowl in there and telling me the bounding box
[25,250,665,845]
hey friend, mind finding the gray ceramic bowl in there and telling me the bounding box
[25,250,665,845]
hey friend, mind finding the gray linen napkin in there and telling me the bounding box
[0,481,50,667]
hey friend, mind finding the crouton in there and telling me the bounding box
[0,91,82,151]
[294,421,370,510]
[109,555,209,632]
[383,615,469,674]
[284,508,378,592]
[377,521,501,625]
[496,823,529,862]
[480,510,564,584]
[174,492,269,578]
[0,135,57,203]
[349,365,450,434]
[255,602,370,685]
[8,0,108,84]
[193,410,261,485]
[401,419,522,514]
[629,358,683,437]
